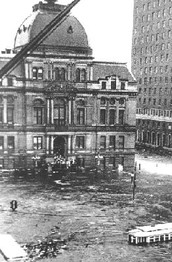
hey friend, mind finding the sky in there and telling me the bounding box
[0,0,134,69]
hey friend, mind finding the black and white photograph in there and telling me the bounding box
[0,0,172,261]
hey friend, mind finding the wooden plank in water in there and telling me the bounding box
[0,234,27,261]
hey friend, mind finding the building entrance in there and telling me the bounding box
[53,136,65,156]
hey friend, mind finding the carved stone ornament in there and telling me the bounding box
[76,99,86,106]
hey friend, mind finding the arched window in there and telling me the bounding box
[54,68,66,81]
[32,67,37,80]
[37,68,43,80]
[7,96,14,124]
[54,98,65,126]
[33,99,44,125]
[76,68,80,82]
[80,69,86,82]
[60,68,66,81]
[32,67,43,80]
[54,68,60,80]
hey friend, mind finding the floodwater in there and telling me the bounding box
[1,153,172,261]
[135,153,172,176]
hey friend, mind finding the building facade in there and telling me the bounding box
[132,0,172,152]
[0,0,137,171]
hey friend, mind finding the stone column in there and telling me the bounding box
[116,101,119,124]
[47,99,50,124]
[68,99,71,124]
[68,135,71,154]
[51,99,54,124]
[4,97,7,123]
[46,136,50,155]
[51,136,54,155]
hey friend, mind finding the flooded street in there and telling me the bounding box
[1,152,172,261]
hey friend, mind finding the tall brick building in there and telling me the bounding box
[132,0,172,152]
[0,0,137,171]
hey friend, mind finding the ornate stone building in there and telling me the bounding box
[0,0,137,171]
[132,0,172,152]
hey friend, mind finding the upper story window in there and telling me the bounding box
[32,67,43,80]
[77,108,85,125]
[33,99,44,125]
[109,136,116,150]
[54,98,65,126]
[119,136,125,149]
[121,82,125,90]
[76,68,86,82]
[100,136,106,149]
[111,79,116,90]
[109,109,116,125]
[119,110,124,125]
[100,109,106,124]
[102,81,106,90]
[7,96,14,124]
[100,97,106,105]
[7,77,13,86]
[54,67,66,81]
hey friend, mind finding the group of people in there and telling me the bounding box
[51,154,78,172]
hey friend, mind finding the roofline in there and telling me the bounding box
[92,61,127,66]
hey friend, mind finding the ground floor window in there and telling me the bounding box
[76,136,85,149]
[8,136,14,149]
[109,156,116,167]
[0,159,4,168]
[33,136,43,150]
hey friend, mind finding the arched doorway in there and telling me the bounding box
[54,136,66,156]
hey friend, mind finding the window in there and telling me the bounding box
[80,69,86,82]
[119,110,124,125]
[60,68,66,81]
[100,97,106,105]
[119,136,125,149]
[109,109,116,125]
[100,136,106,149]
[109,136,116,149]
[54,107,65,126]
[111,80,116,90]
[33,136,43,150]
[76,136,85,149]
[161,43,165,50]
[100,109,106,124]
[0,108,3,123]
[7,108,14,123]
[32,67,43,80]
[7,77,13,86]
[77,108,85,125]
[34,108,43,125]
[8,136,14,150]
[0,137,4,150]
[121,82,125,90]
[109,156,116,168]
[54,67,66,81]
[37,68,43,80]
[102,81,106,90]
[76,68,86,82]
